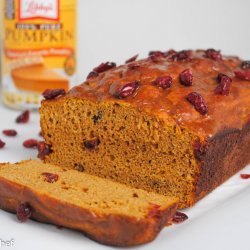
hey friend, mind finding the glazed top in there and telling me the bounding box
[68,49,250,138]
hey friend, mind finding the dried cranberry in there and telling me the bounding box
[16,203,32,222]
[152,75,172,89]
[172,211,188,224]
[234,70,250,81]
[204,49,222,61]
[16,110,30,124]
[37,141,52,160]
[93,62,116,73]
[172,50,191,61]
[116,80,140,98]
[125,54,138,64]
[240,174,250,179]
[83,139,100,150]
[0,139,6,149]
[23,139,38,148]
[42,89,66,100]
[165,49,177,57]
[2,129,17,136]
[127,62,140,70]
[214,73,232,95]
[179,69,193,86]
[187,92,208,115]
[148,51,165,57]
[87,71,99,79]
[147,203,162,219]
[241,61,250,69]
[42,172,59,183]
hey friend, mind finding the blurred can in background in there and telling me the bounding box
[1,0,77,110]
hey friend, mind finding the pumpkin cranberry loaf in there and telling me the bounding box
[0,160,177,247]
[40,49,250,208]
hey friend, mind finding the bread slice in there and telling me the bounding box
[0,160,178,247]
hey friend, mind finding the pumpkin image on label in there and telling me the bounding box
[1,0,77,110]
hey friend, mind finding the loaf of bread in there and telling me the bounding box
[40,49,250,208]
[0,160,177,247]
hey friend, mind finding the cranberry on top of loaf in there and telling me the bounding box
[67,49,250,138]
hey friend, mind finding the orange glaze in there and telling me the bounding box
[68,50,250,138]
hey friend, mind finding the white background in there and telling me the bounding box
[0,0,250,250]
[77,0,250,83]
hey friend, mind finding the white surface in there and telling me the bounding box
[0,102,249,250]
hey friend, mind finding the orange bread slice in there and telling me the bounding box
[0,160,178,247]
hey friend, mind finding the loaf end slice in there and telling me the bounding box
[0,160,178,247]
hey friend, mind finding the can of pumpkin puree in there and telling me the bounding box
[1,0,77,110]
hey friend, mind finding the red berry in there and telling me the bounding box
[240,174,250,179]
[127,62,140,70]
[204,49,222,61]
[172,50,191,61]
[153,75,172,89]
[16,203,32,222]
[165,49,177,58]
[214,73,232,95]
[241,61,250,69]
[2,129,17,136]
[16,110,30,124]
[116,81,140,98]
[187,92,208,115]
[23,139,38,148]
[234,70,250,81]
[172,211,188,224]
[83,139,100,150]
[42,172,59,183]
[93,62,116,73]
[86,71,99,80]
[179,69,193,86]
[0,139,6,149]
[125,54,138,64]
[37,141,52,160]
[42,89,66,100]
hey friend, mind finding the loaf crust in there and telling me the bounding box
[0,170,177,247]
[40,49,250,208]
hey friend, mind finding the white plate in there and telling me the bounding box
[0,102,249,250]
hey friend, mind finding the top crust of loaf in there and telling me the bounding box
[49,50,250,138]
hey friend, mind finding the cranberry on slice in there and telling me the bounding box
[42,172,59,183]
[16,203,32,222]
[37,141,52,160]
[83,139,100,150]
[93,62,116,73]
[127,62,140,70]
[23,139,38,148]
[204,49,222,61]
[16,110,30,124]
[152,75,172,89]
[87,71,99,80]
[125,54,139,64]
[165,49,177,58]
[115,81,140,99]
[172,211,188,224]
[42,89,66,100]
[187,92,208,115]
[234,70,250,81]
[2,130,17,136]
[0,139,6,149]
[179,69,193,86]
[241,61,250,69]
[240,174,250,179]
